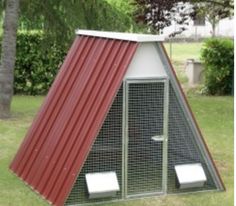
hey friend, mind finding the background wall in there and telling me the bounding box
[163,17,234,38]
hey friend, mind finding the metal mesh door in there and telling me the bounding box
[127,81,165,196]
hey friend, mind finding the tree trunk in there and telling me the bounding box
[0,0,20,119]
[211,17,216,37]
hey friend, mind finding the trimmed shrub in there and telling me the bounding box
[14,32,67,95]
[201,38,234,95]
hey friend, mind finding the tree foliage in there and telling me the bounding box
[201,38,234,95]
[134,0,234,35]
[18,0,141,45]
[192,0,234,36]
[0,0,143,117]
[0,0,142,47]
[134,0,194,34]
[13,32,66,95]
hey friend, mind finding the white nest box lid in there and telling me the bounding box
[85,172,120,199]
[175,163,207,189]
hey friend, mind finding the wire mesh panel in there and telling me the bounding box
[65,79,218,205]
[167,83,217,193]
[127,81,165,196]
[65,86,123,205]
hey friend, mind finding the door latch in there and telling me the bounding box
[151,135,164,142]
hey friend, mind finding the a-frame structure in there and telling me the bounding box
[10,30,224,206]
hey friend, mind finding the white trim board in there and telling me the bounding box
[76,29,164,42]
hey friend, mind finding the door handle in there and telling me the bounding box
[151,135,164,142]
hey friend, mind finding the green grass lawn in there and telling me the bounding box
[164,42,203,85]
[165,42,203,62]
[0,96,47,206]
[0,43,233,206]
[0,95,233,206]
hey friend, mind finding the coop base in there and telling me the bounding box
[66,189,219,206]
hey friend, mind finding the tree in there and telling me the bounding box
[0,0,141,119]
[133,0,233,36]
[134,0,195,35]
[192,0,234,37]
[192,0,233,9]
[0,0,20,118]
[19,0,142,45]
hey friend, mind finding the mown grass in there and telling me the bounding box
[165,42,203,62]
[164,42,203,85]
[0,96,47,206]
[0,95,233,206]
[0,43,233,206]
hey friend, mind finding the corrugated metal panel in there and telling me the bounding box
[10,36,138,206]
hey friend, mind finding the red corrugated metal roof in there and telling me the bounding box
[10,36,138,205]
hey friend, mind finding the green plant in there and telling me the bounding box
[201,38,234,95]
[14,31,67,95]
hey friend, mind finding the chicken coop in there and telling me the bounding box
[10,30,224,206]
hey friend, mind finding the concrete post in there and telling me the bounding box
[185,59,203,86]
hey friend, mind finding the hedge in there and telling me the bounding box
[201,38,234,95]
[10,34,234,95]
[14,32,67,95]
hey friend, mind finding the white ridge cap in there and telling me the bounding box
[76,29,164,42]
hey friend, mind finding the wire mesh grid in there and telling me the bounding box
[65,85,123,205]
[127,82,165,196]
[167,83,217,193]
[65,80,218,205]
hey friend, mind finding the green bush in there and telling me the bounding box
[14,32,67,95]
[201,38,234,95]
